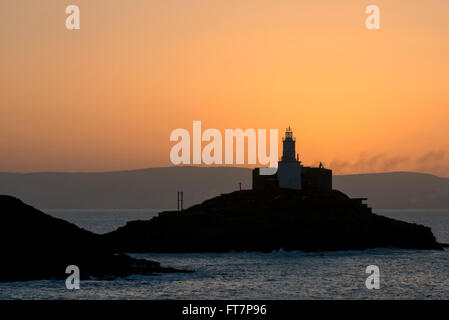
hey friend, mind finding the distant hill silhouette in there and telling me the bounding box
[334,172,449,209]
[0,167,448,209]
[0,167,251,209]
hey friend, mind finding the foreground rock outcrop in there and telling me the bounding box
[104,189,442,253]
[0,195,188,282]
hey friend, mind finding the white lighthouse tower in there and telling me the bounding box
[277,127,302,189]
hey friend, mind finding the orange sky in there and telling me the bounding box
[1,0,449,176]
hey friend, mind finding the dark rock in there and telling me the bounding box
[0,195,189,282]
[104,189,442,253]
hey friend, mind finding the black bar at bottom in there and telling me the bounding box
[0,300,446,318]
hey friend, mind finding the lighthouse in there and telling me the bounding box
[252,126,332,191]
[277,127,302,189]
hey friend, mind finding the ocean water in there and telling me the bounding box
[0,209,448,299]
[43,209,164,234]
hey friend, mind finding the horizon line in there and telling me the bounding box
[0,166,447,179]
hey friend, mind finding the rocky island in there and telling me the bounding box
[104,188,442,253]
[0,185,443,282]
[0,195,188,282]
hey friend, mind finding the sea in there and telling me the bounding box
[0,209,448,299]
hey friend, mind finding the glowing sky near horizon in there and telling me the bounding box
[1,0,449,176]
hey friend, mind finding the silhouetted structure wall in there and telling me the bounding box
[278,162,302,190]
[301,167,332,190]
[253,166,332,191]
[252,168,279,191]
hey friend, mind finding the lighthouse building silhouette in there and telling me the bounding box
[252,127,332,191]
[277,126,302,189]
